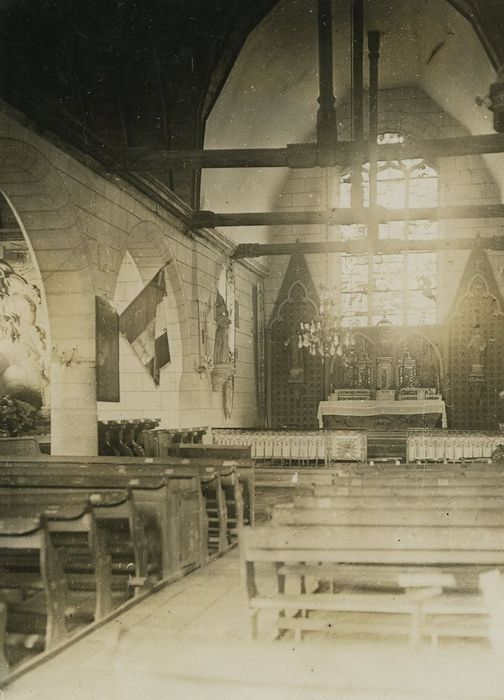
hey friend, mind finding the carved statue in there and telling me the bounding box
[468,325,487,372]
[214,291,231,364]
[398,350,417,388]
[284,332,304,384]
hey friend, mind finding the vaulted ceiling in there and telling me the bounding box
[0,0,503,213]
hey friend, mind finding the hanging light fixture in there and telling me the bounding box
[298,287,355,359]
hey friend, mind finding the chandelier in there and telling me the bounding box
[298,287,355,359]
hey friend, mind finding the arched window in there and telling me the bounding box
[339,133,438,327]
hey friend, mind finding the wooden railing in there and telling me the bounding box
[212,428,367,464]
[407,430,504,462]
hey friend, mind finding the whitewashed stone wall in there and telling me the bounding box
[0,103,262,454]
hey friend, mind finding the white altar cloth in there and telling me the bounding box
[317,399,447,429]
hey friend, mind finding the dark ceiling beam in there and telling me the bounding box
[233,236,504,259]
[316,0,338,163]
[192,203,504,229]
[367,30,380,241]
[350,0,364,210]
[124,132,504,171]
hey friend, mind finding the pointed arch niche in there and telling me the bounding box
[266,254,324,429]
[447,248,504,430]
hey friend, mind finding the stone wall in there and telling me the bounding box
[0,103,263,454]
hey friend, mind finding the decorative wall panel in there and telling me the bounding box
[447,247,504,430]
[253,282,265,424]
[267,254,324,429]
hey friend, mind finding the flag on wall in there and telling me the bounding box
[119,266,170,385]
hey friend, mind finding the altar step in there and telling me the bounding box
[367,431,408,462]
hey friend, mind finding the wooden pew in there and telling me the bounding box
[0,453,254,530]
[219,469,245,542]
[0,469,201,580]
[0,489,127,616]
[201,473,228,555]
[0,453,253,563]
[272,503,504,528]
[0,454,249,677]
[0,454,254,518]
[167,443,252,460]
[293,494,504,509]
[312,484,504,498]
[0,510,69,652]
[0,489,139,666]
[240,523,501,644]
[270,502,504,591]
[330,462,504,475]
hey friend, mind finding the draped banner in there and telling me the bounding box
[119,267,170,385]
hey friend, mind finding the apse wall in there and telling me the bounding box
[264,87,504,326]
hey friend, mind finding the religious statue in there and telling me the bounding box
[468,325,487,376]
[284,331,304,384]
[398,350,417,388]
[213,291,231,365]
[354,349,372,388]
[376,358,394,389]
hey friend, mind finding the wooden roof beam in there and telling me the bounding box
[192,203,504,229]
[232,236,504,259]
[124,133,504,171]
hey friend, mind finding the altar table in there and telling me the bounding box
[317,399,447,430]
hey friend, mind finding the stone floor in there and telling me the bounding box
[3,550,504,700]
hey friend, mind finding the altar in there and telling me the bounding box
[317,398,447,430]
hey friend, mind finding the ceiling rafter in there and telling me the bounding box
[232,236,504,259]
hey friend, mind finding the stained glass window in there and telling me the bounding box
[339,133,438,327]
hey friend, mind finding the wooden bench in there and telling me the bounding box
[0,488,128,611]
[270,501,504,592]
[0,491,133,666]
[0,468,203,580]
[167,443,252,460]
[272,503,504,528]
[330,462,504,475]
[141,426,207,457]
[0,454,255,523]
[0,453,254,563]
[240,523,504,644]
[312,483,504,498]
[293,493,504,510]
[0,453,254,527]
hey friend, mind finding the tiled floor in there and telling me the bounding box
[3,550,504,700]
